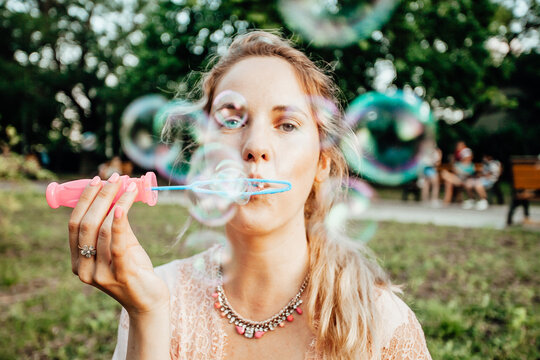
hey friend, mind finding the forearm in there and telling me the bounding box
[126,305,171,360]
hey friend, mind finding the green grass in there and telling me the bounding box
[0,188,538,359]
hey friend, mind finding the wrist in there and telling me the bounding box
[128,300,170,322]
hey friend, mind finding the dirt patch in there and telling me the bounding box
[0,278,59,306]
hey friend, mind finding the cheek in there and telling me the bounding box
[277,134,320,189]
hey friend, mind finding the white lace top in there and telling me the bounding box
[112,245,432,359]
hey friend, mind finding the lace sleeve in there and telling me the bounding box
[381,308,432,360]
[111,260,180,360]
[111,307,129,360]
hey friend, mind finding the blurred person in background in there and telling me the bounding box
[418,140,442,208]
[463,154,502,211]
[441,143,475,206]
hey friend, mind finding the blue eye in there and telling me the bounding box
[222,117,244,129]
[215,115,246,130]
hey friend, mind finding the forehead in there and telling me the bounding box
[213,56,309,111]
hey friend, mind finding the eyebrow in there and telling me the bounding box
[271,105,309,120]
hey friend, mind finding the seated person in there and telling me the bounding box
[418,140,442,207]
[463,154,502,210]
[441,146,475,205]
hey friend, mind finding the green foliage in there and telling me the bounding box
[0,0,538,173]
[0,188,539,359]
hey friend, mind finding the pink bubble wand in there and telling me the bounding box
[45,172,291,209]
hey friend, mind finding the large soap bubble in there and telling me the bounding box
[341,90,435,186]
[278,0,398,47]
[120,95,168,169]
[120,95,210,184]
[154,100,209,184]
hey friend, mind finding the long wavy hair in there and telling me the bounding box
[181,30,395,359]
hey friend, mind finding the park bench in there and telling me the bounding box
[506,156,540,225]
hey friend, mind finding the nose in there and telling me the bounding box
[241,126,271,163]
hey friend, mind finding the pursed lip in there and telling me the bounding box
[247,173,272,190]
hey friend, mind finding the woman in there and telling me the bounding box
[68,31,431,359]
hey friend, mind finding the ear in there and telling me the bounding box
[315,152,331,183]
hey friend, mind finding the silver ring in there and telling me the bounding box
[78,244,96,258]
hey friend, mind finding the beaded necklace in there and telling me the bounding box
[212,266,308,339]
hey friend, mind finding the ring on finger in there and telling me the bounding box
[78,244,97,258]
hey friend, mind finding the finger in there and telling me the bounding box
[77,172,122,283]
[110,205,135,284]
[96,182,139,272]
[68,176,102,275]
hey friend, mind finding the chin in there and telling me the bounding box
[227,205,280,234]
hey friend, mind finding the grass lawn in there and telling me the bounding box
[0,186,538,359]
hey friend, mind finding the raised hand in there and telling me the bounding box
[68,173,170,315]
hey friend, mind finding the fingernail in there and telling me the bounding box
[108,172,120,183]
[127,182,137,192]
[90,176,101,186]
[114,206,124,219]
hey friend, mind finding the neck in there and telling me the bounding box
[222,211,309,320]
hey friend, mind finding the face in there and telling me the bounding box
[208,56,327,234]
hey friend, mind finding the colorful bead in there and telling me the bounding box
[211,292,218,298]
[214,302,221,309]
[278,322,285,328]
[236,326,245,335]
[296,307,303,315]
[286,315,294,322]
[254,331,265,339]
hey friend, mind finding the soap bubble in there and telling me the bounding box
[81,132,98,152]
[326,177,377,243]
[341,90,435,186]
[120,94,168,169]
[186,143,249,226]
[278,0,398,48]
[211,90,248,130]
[154,100,209,184]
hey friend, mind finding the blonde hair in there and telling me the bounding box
[190,30,394,359]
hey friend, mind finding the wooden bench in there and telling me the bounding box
[507,156,540,225]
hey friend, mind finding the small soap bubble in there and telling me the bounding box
[81,132,97,151]
[341,90,436,186]
[211,90,248,130]
[325,177,377,243]
[278,0,398,48]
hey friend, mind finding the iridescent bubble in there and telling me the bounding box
[278,0,398,48]
[154,100,209,184]
[325,177,377,243]
[211,90,248,130]
[120,94,168,169]
[186,143,248,226]
[341,90,435,186]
